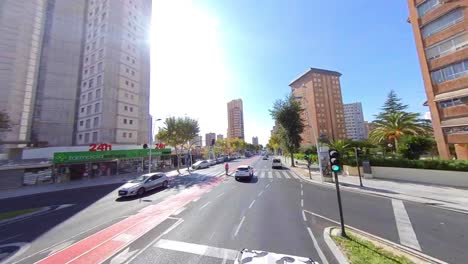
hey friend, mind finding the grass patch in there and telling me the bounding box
[332,232,415,264]
[0,208,42,221]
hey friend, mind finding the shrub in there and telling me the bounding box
[356,157,468,172]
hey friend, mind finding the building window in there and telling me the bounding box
[82,94,86,101]
[125,80,129,85]
[79,120,84,127]
[99,37,104,47]
[123,132,127,138]
[89,79,94,88]
[417,0,441,17]
[90,66,95,75]
[93,117,99,127]
[96,89,101,98]
[425,33,468,60]
[97,75,102,85]
[439,97,466,108]
[81,107,84,113]
[421,9,463,38]
[78,134,83,141]
[83,81,87,88]
[129,132,132,138]
[84,133,90,143]
[99,49,104,58]
[95,102,100,113]
[91,54,96,62]
[431,59,468,84]
[123,118,127,124]
[130,107,133,112]
[126,68,130,73]
[124,106,128,111]
[88,92,92,101]
[85,119,91,128]
[131,70,135,76]
[92,131,98,142]
[129,119,133,125]
[131,82,134,88]
[444,126,468,134]
[92,41,96,50]
[98,62,103,71]
[86,105,92,114]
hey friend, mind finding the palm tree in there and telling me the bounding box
[327,140,351,157]
[369,112,431,151]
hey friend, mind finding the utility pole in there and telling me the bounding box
[329,149,347,237]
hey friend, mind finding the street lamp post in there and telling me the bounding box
[149,118,162,173]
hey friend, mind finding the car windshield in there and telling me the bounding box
[237,167,249,171]
[273,159,281,162]
[130,175,150,183]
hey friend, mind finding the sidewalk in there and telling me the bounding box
[289,163,468,213]
[0,168,192,200]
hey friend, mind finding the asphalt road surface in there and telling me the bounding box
[1,156,467,264]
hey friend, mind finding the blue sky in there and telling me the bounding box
[151,0,428,145]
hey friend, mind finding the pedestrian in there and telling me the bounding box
[225,162,229,175]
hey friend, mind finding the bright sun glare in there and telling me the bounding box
[150,0,229,134]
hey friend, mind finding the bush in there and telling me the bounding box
[363,157,468,172]
[398,136,435,160]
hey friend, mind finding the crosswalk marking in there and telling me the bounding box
[259,171,265,178]
[281,171,290,179]
[289,172,300,179]
[275,172,283,179]
[268,172,273,179]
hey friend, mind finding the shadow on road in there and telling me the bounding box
[236,177,259,184]
[114,185,168,202]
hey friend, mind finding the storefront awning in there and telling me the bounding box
[434,87,468,101]
[440,117,468,127]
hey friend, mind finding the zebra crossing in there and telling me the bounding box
[256,170,300,180]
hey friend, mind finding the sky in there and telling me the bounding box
[150,0,428,146]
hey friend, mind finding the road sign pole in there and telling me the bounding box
[333,170,347,237]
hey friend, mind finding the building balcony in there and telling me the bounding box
[423,18,466,48]
[434,75,468,94]
[446,133,468,144]
[428,46,468,71]
[439,104,468,119]
[419,2,464,27]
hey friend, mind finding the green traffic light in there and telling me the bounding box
[331,165,340,172]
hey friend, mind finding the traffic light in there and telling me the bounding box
[305,153,310,160]
[329,149,341,172]
[143,143,148,149]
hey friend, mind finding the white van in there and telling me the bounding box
[272,158,282,169]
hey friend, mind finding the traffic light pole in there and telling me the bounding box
[333,170,347,237]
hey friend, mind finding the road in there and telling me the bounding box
[1,156,467,263]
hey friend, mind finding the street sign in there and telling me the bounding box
[53,148,172,164]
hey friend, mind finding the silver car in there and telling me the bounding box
[192,160,209,169]
[118,173,168,197]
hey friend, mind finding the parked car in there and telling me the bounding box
[216,157,224,164]
[272,158,282,169]
[263,156,268,160]
[118,173,168,197]
[208,159,217,166]
[235,165,254,181]
[192,160,209,169]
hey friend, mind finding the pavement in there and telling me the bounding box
[289,160,468,213]
[0,156,467,264]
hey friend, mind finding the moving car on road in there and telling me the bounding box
[235,165,254,181]
[192,160,209,169]
[272,158,282,169]
[118,173,168,197]
[263,156,268,160]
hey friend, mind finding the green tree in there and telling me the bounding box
[369,112,431,152]
[376,90,409,119]
[268,133,281,155]
[327,140,351,157]
[270,94,304,166]
[399,135,435,160]
[0,110,11,133]
[157,116,200,173]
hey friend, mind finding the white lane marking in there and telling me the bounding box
[302,210,307,221]
[248,200,256,209]
[258,191,264,197]
[307,227,329,264]
[193,197,200,202]
[282,171,290,179]
[234,216,246,236]
[392,199,421,251]
[265,183,270,189]
[268,172,273,178]
[301,199,304,208]
[301,183,303,189]
[154,239,238,260]
[216,192,225,198]
[301,189,303,196]
[172,207,186,216]
[200,202,211,210]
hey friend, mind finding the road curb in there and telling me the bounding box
[323,227,349,264]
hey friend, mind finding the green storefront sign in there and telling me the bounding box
[53,148,172,164]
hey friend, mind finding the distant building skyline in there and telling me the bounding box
[227,99,245,139]
[217,134,224,140]
[252,136,259,146]
[343,102,366,141]
[205,132,216,147]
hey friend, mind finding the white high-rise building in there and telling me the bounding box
[343,102,367,141]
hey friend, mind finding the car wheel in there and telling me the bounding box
[137,187,145,196]
[162,180,168,188]
[235,177,239,181]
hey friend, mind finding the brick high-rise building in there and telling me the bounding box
[407,0,468,159]
[290,68,347,145]
[227,99,245,139]
[343,102,367,141]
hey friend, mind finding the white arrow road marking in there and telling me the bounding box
[154,239,238,260]
[392,199,421,251]
[109,247,138,264]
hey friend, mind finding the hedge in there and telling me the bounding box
[343,157,468,172]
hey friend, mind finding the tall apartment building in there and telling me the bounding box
[75,0,151,146]
[252,136,259,146]
[205,133,216,147]
[227,99,245,139]
[290,68,347,145]
[217,134,224,140]
[343,102,367,141]
[0,0,151,151]
[407,0,468,159]
[0,1,48,148]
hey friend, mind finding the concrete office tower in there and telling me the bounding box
[343,102,367,141]
[205,133,216,147]
[0,1,48,148]
[290,68,347,145]
[75,0,151,145]
[252,136,259,146]
[32,0,87,146]
[407,0,468,159]
[227,99,245,139]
